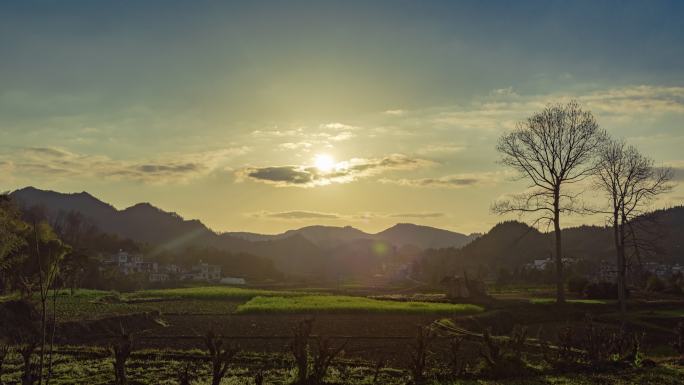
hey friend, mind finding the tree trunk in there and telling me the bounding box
[553,194,565,304]
[616,213,627,315]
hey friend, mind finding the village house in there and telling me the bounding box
[182,261,221,282]
[104,251,226,283]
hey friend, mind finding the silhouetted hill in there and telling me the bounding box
[227,225,372,246]
[227,223,473,249]
[10,187,323,276]
[9,187,474,279]
[415,207,684,281]
[376,223,474,249]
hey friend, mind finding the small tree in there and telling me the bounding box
[291,319,313,384]
[18,340,38,385]
[408,326,434,384]
[672,321,684,363]
[205,330,238,385]
[447,337,466,377]
[289,319,345,385]
[0,343,9,385]
[595,139,673,314]
[309,337,347,385]
[494,101,606,304]
[176,362,195,385]
[0,194,26,294]
[109,329,133,385]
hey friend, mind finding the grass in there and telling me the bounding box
[46,287,296,320]
[638,308,684,318]
[235,295,484,315]
[128,286,305,300]
[0,347,682,385]
[529,298,608,305]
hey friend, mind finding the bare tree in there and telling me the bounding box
[494,101,606,304]
[595,139,673,313]
[205,330,238,385]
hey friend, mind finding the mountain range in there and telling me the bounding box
[414,207,684,282]
[9,187,476,277]
[13,187,682,282]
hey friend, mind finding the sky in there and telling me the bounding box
[1,0,683,235]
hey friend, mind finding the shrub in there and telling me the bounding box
[479,326,533,378]
[541,315,642,370]
[109,329,133,385]
[663,284,683,296]
[310,336,347,385]
[567,276,589,294]
[646,276,665,292]
[205,330,238,385]
[18,340,38,385]
[583,281,624,299]
[673,321,684,362]
[290,318,346,385]
[0,343,9,385]
[254,370,264,385]
[176,362,195,385]
[408,326,434,384]
[291,319,313,384]
[447,337,466,377]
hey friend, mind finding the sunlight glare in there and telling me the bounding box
[314,154,335,173]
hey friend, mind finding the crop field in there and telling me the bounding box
[3,285,684,384]
[0,347,683,385]
[129,286,306,301]
[235,295,485,315]
[527,298,608,305]
[35,287,304,321]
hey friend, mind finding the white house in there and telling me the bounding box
[182,262,221,281]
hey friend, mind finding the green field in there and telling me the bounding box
[40,287,308,321]
[528,298,608,305]
[128,286,304,300]
[235,295,484,315]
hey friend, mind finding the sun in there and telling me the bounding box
[314,154,335,173]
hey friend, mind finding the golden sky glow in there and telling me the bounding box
[1,1,683,234]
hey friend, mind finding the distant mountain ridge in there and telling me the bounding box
[9,187,476,277]
[415,207,684,281]
[226,223,476,249]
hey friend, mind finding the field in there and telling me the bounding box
[0,348,682,385]
[235,295,484,314]
[2,284,684,384]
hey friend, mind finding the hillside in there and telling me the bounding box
[375,223,476,249]
[414,207,684,281]
[9,187,474,278]
[227,223,474,250]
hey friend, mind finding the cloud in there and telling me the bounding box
[252,210,341,219]
[1,146,249,184]
[384,109,405,116]
[394,85,684,134]
[416,143,465,155]
[277,142,313,151]
[579,85,684,114]
[242,166,315,185]
[236,154,433,187]
[327,131,355,141]
[388,212,445,218]
[380,171,503,189]
[490,87,519,98]
[248,210,446,221]
[319,122,358,131]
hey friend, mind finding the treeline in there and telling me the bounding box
[413,205,684,286]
